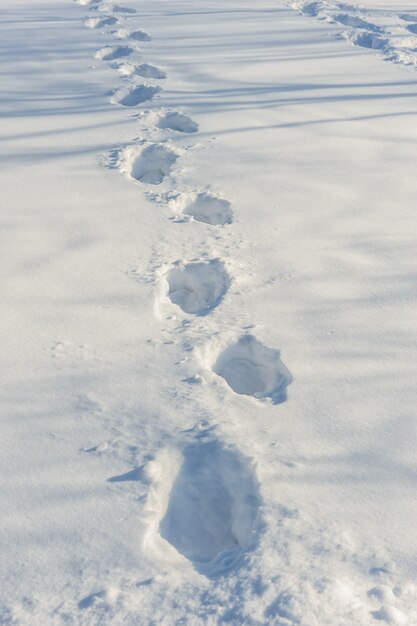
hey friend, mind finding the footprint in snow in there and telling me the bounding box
[158,440,261,577]
[85,15,119,28]
[116,63,166,79]
[299,2,322,17]
[213,334,292,404]
[350,32,388,50]
[332,13,380,32]
[406,24,417,34]
[98,2,137,13]
[157,111,198,133]
[165,191,233,225]
[116,28,152,42]
[163,259,230,315]
[118,142,178,185]
[95,45,132,61]
[399,14,417,23]
[111,84,161,107]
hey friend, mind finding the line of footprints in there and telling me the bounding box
[77,0,292,580]
[76,3,415,621]
[293,0,417,68]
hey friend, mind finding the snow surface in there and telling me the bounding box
[1,0,417,624]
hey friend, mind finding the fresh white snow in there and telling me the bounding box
[1,0,417,624]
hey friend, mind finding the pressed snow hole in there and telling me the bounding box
[351,32,388,50]
[130,30,152,41]
[99,2,137,13]
[166,259,229,315]
[156,112,198,133]
[85,16,118,28]
[95,45,132,61]
[400,14,417,22]
[115,84,160,107]
[332,14,380,31]
[213,335,292,403]
[181,192,232,225]
[125,143,178,185]
[159,441,261,576]
[134,64,166,79]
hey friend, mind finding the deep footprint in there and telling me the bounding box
[85,16,118,28]
[134,64,166,79]
[156,112,198,133]
[213,335,292,403]
[99,2,137,13]
[332,14,380,31]
[350,32,388,50]
[407,24,417,34]
[115,63,166,79]
[172,191,233,225]
[119,143,178,185]
[95,45,132,61]
[112,84,161,107]
[130,30,152,41]
[159,440,261,577]
[116,29,152,41]
[400,13,417,23]
[165,259,229,315]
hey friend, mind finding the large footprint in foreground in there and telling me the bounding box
[118,142,179,185]
[163,259,230,315]
[213,335,292,404]
[151,440,261,577]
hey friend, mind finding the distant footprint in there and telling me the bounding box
[167,191,233,225]
[400,14,417,23]
[350,32,388,50]
[164,259,229,315]
[98,2,137,13]
[118,142,178,185]
[115,62,166,79]
[332,14,380,31]
[95,45,133,61]
[85,15,118,28]
[298,1,322,17]
[116,29,152,42]
[112,84,161,107]
[159,111,198,133]
[213,335,292,403]
[158,440,261,576]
